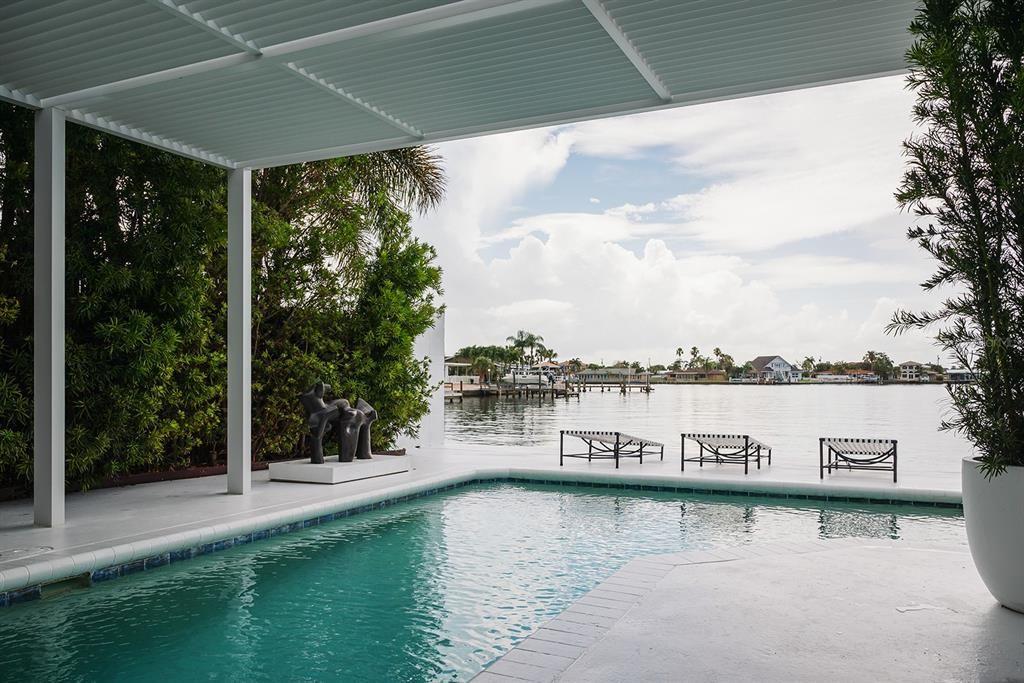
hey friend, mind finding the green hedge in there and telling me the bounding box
[0,104,442,490]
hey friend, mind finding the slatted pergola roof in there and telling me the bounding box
[2,0,919,170]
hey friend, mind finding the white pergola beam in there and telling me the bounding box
[64,108,235,168]
[581,0,671,101]
[0,84,41,108]
[227,167,252,495]
[144,0,261,55]
[282,63,424,138]
[33,108,66,527]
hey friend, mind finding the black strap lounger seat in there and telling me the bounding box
[820,437,898,483]
[680,433,772,475]
[559,430,664,469]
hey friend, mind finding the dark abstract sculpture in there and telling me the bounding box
[299,382,378,464]
[335,403,365,463]
[355,398,378,460]
[298,382,346,465]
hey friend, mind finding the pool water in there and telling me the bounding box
[0,484,964,682]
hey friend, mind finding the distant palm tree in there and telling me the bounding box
[506,330,544,365]
[714,348,735,373]
[471,356,495,383]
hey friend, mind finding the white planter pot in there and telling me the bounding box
[962,457,1024,613]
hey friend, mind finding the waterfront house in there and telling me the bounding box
[577,367,648,385]
[946,367,976,383]
[750,356,802,383]
[444,360,482,386]
[898,361,924,382]
[664,369,728,383]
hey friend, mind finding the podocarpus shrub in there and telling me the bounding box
[889,0,1024,477]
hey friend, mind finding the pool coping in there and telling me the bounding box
[0,467,962,607]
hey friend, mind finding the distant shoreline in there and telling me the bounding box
[648,381,958,387]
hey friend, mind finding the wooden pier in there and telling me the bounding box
[443,374,653,401]
[574,369,654,394]
[444,380,580,400]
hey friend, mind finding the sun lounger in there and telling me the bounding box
[680,433,772,474]
[819,437,897,482]
[560,430,664,469]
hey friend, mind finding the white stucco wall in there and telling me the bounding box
[397,311,445,451]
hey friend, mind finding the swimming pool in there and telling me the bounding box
[0,483,964,682]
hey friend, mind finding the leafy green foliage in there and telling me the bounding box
[888,0,1024,476]
[862,351,895,380]
[452,345,520,365]
[0,103,444,489]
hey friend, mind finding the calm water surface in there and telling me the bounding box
[446,384,974,478]
[0,483,963,682]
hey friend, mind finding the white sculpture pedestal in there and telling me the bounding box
[269,455,410,485]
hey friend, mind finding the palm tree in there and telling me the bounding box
[355,147,446,214]
[471,356,495,383]
[253,146,446,283]
[506,331,527,364]
[714,348,735,373]
[506,330,544,365]
[802,356,816,374]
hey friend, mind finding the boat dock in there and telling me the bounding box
[444,380,581,400]
[579,381,653,394]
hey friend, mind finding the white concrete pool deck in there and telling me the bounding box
[0,442,961,596]
[475,539,1024,683]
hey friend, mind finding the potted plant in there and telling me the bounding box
[889,0,1024,612]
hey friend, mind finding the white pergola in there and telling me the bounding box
[1,0,918,526]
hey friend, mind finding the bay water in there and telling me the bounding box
[445,384,974,480]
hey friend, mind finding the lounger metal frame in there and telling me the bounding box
[680,433,772,475]
[819,437,897,483]
[559,430,664,469]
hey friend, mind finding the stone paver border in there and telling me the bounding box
[472,539,866,682]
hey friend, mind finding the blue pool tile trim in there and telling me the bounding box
[7,585,41,605]
[0,475,962,608]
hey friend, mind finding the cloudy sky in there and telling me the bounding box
[412,74,946,368]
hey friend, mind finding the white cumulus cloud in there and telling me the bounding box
[413,76,946,365]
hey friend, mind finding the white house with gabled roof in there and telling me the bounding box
[750,356,802,383]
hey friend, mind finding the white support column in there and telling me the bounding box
[33,108,66,527]
[227,167,252,494]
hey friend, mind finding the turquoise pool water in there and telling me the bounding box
[0,483,964,682]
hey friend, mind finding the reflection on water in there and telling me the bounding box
[0,484,964,682]
[818,509,900,539]
[446,384,975,477]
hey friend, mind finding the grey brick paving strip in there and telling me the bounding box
[470,540,856,681]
